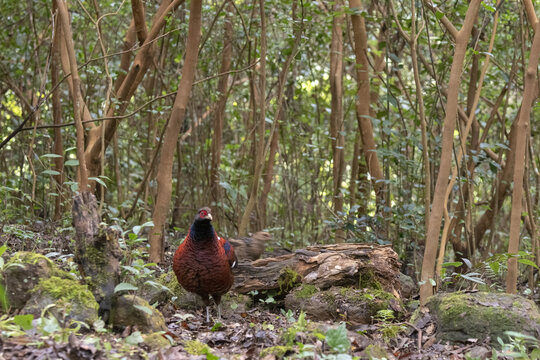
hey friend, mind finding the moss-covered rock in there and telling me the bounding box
[138,280,172,306]
[184,339,215,357]
[361,344,392,359]
[155,271,199,308]
[22,276,99,325]
[110,294,167,333]
[285,286,402,324]
[260,345,293,358]
[425,292,540,345]
[143,332,171,350]
[398,273,417,299]
[1,252,70,310]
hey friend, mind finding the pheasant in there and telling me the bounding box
[172,207,237,322]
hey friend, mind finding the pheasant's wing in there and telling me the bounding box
[218,236,238,269]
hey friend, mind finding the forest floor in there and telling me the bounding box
[0,223,501,359]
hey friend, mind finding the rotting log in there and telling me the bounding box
[233,243,401,297]
[72,192,123,322]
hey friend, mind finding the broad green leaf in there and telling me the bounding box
[133,225,142,235]
[14,314,34,330]
[121,265,139,275]
[40,153,62,158]
[125,331,144,345]
[133,305,153,315]
[64,159,79,166]
[211,322,223,332]
[41,316,61,334]
[442,261,462,268]
[517,258,539,269]
[325,323,350,353]
[114,283,138,293]
[42,170,61,176]
[0,244,7,257]
[460,274,485,284]
[89,177,107,188]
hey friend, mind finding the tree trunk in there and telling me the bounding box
[419,0,482,305]
[149,0,203,263]
[233,244,401,297]
[55,0,89,192]
[506,21,540,293]
[51,5,64,221]
[329,0,346,243]
[72,192,122,322]
[349,1,384,205]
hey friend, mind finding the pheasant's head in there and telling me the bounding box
[195,207,212,223]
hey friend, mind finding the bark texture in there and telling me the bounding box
[72,192,123,322]
[233,244,401,297]
[150,0,203,263]
[506,21,540,293]
[419,0,481,305]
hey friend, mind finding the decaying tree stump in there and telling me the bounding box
[72,192,122,322]
[233,243,401,296]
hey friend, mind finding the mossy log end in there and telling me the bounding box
[72,192,123,322]
[233,243,401,297]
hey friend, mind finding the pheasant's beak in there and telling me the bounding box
[207,213,213,221]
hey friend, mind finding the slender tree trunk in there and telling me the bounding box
[349,0,384,203]
[506,21,540,293]
[51,5,64,221]
[149,0,203,263]
[55,0,89,192]
[330,0,346,243]
[409,0,430,231]
[419,0,481,305]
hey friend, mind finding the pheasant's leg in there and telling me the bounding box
[213,295,222,320]
[202,294,211,323]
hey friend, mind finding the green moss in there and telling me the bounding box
[33,276,98,311]
[260,345,292,358]
[363,344,389,359]
[358,270,382,290]
[157,271,185,299]
[278,267,302,294]
[321,292,336,305]
[6,251,74,280]
[427,292,540,344]
[380,323,407,341]
[294,284,317,299]
[185,340,214,356]
[143,332,171,349]
[7,252,53,266]
[342,287,393,304]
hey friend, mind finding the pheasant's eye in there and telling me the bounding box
[199,210,208,217]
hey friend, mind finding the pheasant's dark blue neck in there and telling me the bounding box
[190,220,215,242]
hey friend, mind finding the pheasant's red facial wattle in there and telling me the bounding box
[200,209,208,218]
